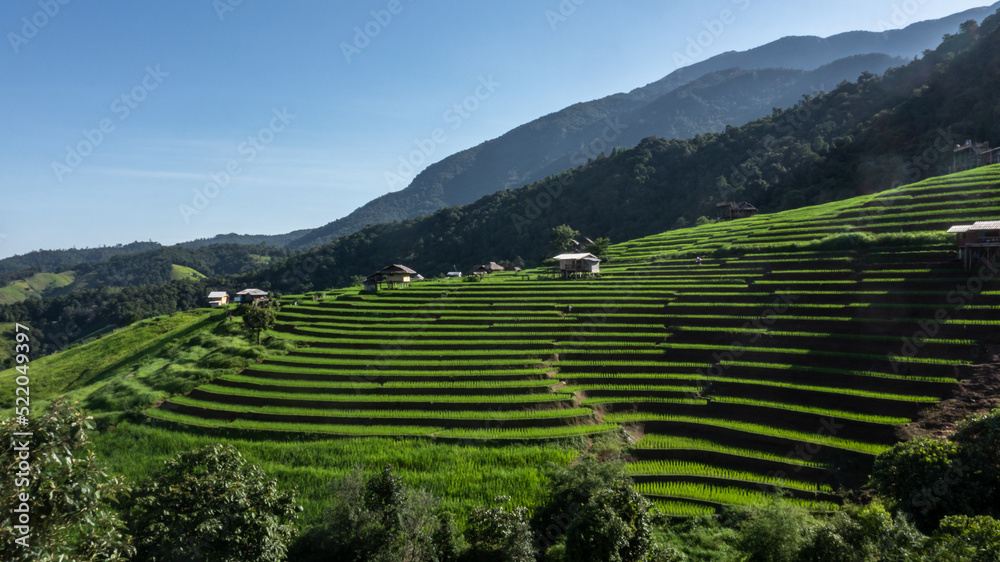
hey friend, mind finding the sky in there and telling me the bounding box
[0,0,994,259]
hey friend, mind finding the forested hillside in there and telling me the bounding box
[283,5,997,250]
[245,17,998,291]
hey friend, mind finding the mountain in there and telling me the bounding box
[241,14,999,291]
[282,3,999,250]
[4,12,999,358]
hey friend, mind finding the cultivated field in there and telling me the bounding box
[145,165,1000,515]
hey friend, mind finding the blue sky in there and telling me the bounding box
[0,0,992,259]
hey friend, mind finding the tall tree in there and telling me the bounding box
[126,443,301,562]
[0,400,133,561]
[550,225,580,253]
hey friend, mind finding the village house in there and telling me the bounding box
[951,140,1000,173]
[471,262,505,275]
[948,220,1000,269]
[206,291,229,307]
[365,264,418,290]
[234,288,268,305]
[716,201,759,221]
[553,253,601,278]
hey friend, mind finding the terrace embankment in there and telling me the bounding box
[150,165,1000,515]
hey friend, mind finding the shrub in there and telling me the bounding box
[125,443,301,562]
[0,400,133,561]
[465,496,535,562]
[291,465,462,562]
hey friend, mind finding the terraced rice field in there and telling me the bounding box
[150,165,1000,515]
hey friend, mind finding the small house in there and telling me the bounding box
[948,221,1000,269]
[374,264,417,288]
[206,291,229,307]
[234,288,268,305]
[716,201,758,221]
[446,271,463,278]
[553,253,601,277]
[363,273,383,292]
[471,262,504,276]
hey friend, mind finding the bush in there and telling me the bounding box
[925,515,1000,561]
[734,500,814,562]
[564,484,655,562]
[869,437,970,530]
[465,496,535,562]
[0,400,133,561]
[125,443,301,562]
[290,465,463,562]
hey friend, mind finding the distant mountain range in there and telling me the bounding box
[5,2,997,268]
[279,2,999,250]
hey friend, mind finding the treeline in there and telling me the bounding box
[69,243,292,288]
[243,16,998,292]
[0,241,162,275]
[5,14,999,351]
[0,278,248,357]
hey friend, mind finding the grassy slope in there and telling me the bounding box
[8,165,1000,525]
[170,263,206,281]
[0,271,75,304]
[0,309,217,411]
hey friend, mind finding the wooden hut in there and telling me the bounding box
[234,288,268,305]
[375,264,417,288]
[948,221,1000,270]
[715,201,758,221]
[553,253,601,277]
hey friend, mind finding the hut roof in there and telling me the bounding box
[377,264,417,275]
[207,291,228,298]
[553,253,600,261]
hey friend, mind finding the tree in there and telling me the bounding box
[584,237,611,259]
[0,400,133,561]
[550,225,580,253]
[465,496,535,562]
[291,464,462,562]
[564,484,655,562]
[126,443,301,562]
[241,305,276,345]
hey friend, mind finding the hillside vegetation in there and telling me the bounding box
[143,164,1000,515]
[246,15,1000,292]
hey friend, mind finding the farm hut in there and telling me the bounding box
[375,264,417,288]
[206,291,229,307]
[948,221,1000,270]
[471,262,504,275]
[715,201,758,221]
[363,273,383,292]
[553,253,601,278]
[447,271,462,278]
[234,288,268,305]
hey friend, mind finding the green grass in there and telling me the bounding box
[94,421,583,525]
[170,264,207,281]
[0,270,76,304]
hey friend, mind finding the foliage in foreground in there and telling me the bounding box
[0,400,133,561]
[124,443,302,562]
[871,406,1000,531]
